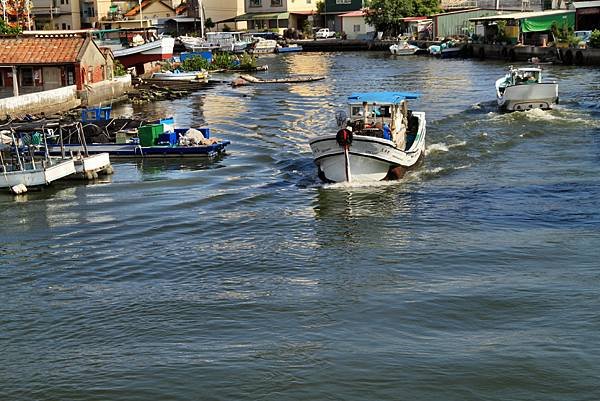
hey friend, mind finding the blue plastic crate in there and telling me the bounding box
[157,132,178,146]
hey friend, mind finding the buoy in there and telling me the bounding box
[10,184,27,194]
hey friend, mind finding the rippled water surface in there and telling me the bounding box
[1,53,600,400]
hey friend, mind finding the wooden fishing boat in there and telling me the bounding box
[150,70,209,81]
[309,92,426,183]
[232,74,325,86]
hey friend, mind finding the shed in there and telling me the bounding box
[431,8,500,39]
[470,9,575,44]
[573,1,600,31]
[339,10,374,39]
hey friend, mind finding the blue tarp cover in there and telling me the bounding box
[347,92,420,105]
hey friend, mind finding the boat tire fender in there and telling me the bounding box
[336,128,353,148]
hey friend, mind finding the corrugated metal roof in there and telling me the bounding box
[339,10,365,17]
[470,9,574,21]
[0,36,87,65]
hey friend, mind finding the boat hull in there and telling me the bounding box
[44,142,230,158]
[0,158,76,189]
[389,45,418,55]
[497,82,558,111]
[310,112,426,183]
[113,38,175,67]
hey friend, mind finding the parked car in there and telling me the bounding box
[315,28,336,39]
[575,30,592,45]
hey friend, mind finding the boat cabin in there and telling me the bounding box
[507,67,542,86]
[345,92,421,150]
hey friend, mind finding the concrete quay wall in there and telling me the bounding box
[79,75,132,106]
[467,44,600,66]
[0,85,81,120]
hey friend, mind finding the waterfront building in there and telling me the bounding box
[230,0,317,34]
[321,0,362,32]
[573,0,600,31]
[31,0,82,30]
[338,9,373,39]
[0,33,113,98]
[470,9,575,45]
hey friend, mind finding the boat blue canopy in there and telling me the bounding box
[347,92,420,105]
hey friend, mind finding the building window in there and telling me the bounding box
[62,23,67,29]
[306,0,311,3]
[353,24,360,32]
[268,18,278,28]
[271,0,282,5]
[21,68,34,86]
[336,0,351,3]
[249,0,261,7]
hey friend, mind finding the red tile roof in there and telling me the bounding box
[0,36,87,65]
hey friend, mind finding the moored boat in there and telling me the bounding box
[150,70,209,81]
[389,41,419,55]
[309,92,426,183]
[495,66,558,111]
[0,129,76,194]
[276,44,303,53]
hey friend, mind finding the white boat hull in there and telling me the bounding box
[497,82,558,111]
[75,153,111,175]
[0,158,76,189]
[310,112,426,182]
[389,44,418,55]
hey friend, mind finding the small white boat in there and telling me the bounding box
[0,130,76,193]
[248,37,278,54]
[310,92,426,183]
[179,35,221,52]
[150,70,209,81]
[495,66,559,111]
[390,41,419,55]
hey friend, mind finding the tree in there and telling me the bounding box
[204,17,215,31]
[0,16,23,35]
[364,0,439,37]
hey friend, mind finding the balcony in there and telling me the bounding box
[440,0,478,9]
[31,6,63,15]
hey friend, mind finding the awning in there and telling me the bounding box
[233,12,289,21]
[521,12,574,32]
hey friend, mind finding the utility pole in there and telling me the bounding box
[139,0,142,28]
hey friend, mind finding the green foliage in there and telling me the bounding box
[238,53,257,70]
[590,29,600,48]
[222,24,232,32]
[364,0,440,36]
[0,19,22,35]
[212,53,236,69]
[180,55,211,71]
[316,0,324,13]
[205,17,215,31]
[496,20,507,42]
[302,20,313,36]
[113,60,127,76]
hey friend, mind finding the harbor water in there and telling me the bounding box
[1,53,599,400]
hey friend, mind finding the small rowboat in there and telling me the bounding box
[232,74,325,86]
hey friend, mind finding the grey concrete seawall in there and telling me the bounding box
[79,75,132,106]
[0,75,132,119]
[0,85,81,120]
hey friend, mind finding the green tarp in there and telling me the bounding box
[521,12,574,33]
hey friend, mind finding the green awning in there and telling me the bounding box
[235,12,289,21]
[109,5,118,12]
[521,12,574,33]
